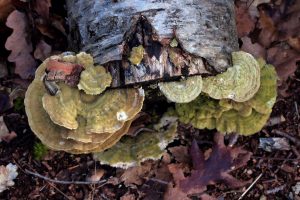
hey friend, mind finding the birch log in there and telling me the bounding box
[66,0,238,87]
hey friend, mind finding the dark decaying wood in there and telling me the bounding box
[66,0,238,87]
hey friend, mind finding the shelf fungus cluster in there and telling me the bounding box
[25,52,144,154]
[158,51,261,103]
[175,54,277,135]
[93,115,178,169]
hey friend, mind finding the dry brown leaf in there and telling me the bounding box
[287,37,300,52]
[267,45,300,82]
[34,39,52,61]
[0,0,14,22]
[0,116,16,143]
[235,4,256,37]
[165,133,252,198]
[258,9,278,47]
[5,10,37,79]
[241,37,267,59]
[248,0,271,18]
[121,162,153,186]
[86,169,105,182]
[278,9,300,41]
[33,0,51,19]
[120,192,136,200]
[169,145,190,163]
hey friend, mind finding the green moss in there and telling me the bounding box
[33,142,48,160]
[13,97,24,111]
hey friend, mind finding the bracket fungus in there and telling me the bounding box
[202,51,260,102]
[93,116,178,169]
[175,57,277,135]
[128,45,145,65]
[25,52,145,154]
[158,75,203,103]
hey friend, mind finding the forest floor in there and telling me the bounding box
[0,0,300,199]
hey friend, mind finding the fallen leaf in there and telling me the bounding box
[0,0,14,22]
[241,37,266,59]
[258,9,278,47]
[0,116,9,141]
[235,4,256,37]
[34,39,52,61]
[287,37,300,52]
[267,45,300,82]
[5,10,37,79]
[121,161,153,186]
[277,7,300,41]
[165,133,252,198]
[86,169,105,182]
[33,0,51,19]
[248,0,271,18]
[169,145,190,163]
[1,131,17,143]
[120,192,136,200]
[0,116,16,143]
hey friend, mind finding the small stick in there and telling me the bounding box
[25,169,107,185]
[145,177,169,185]
[252,156,300,161]
[272,130,300,147]
[265,184,286,194]
[238,173,263,200]
[295,101,299,119]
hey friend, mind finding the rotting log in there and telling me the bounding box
[66,0,238,87]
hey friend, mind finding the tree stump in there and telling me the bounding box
[66,0,238,87]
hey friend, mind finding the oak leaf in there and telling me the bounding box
[165,133,252,199]
[235,4,256,38]
[5,10,37,79]
[267,45,300,82]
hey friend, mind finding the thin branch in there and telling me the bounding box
[238,173,263,200]
[252,156,300,161]
[272,130,300,146]
[25,169,107,185]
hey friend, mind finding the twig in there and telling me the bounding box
[252,156,300,161]
[145,177,169,185]
[265,184,286,194]
[25,169,107,185]
[238,173,263,200]
[295,101,299,119]
[272,130,300,147]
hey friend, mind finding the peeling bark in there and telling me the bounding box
[66,0,238,87]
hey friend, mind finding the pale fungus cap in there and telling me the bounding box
[78,66,112,95]
[25,53,145,154]
[175,58,277,135]
[93,115,178,169]
[158,75,203,103]
[202,51,260,102]
[75,52,112,95]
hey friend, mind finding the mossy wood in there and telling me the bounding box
[66,0,238,87]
